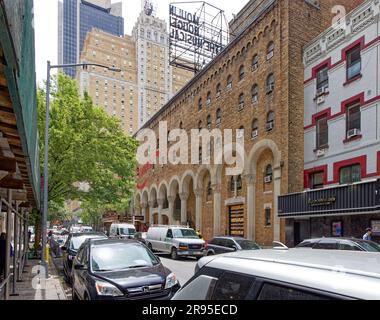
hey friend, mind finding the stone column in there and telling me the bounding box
[167,196,175,225]
[212,184,222,236]
[179,192,189,225]
[244,174,256,241]
[194,188,203,231]
[157,198,165,225]
[141,202,148,223]
[148,200,155,226]
[273,166,281,242]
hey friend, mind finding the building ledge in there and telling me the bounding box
[343,74,362,87]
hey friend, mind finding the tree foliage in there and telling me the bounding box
[37,73,137,220]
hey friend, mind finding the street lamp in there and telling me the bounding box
[41,61,121,276]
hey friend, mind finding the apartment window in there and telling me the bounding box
[346,102,361,137]
[198,120,202,132]
[265,165,273,180]
[346,45,361,80]
[252,54,259,71]
[251,84,258,104]
[179,121,183,130]
[227,75,232,90]
[340,164,361,184]
[266,111,275,131]
[266,74,275,94]
[316,66,329,91]
[265,208,271,226]
[251,119,258,139]
[207,181,212,196]
[206,92,211,105]
[198,98,202,111]
[310,172,324,189]
[267,42,274,60]
[216,83,221,96]
[216,108,221,125]
[229,176,235,192]
[316,115,328,149]
[236,175,242,190]
[239,65,245,81]
[238,93,245,111]
[207,115,212,130]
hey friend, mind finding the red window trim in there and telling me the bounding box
[304,165,328,189]
[333,156,366,184]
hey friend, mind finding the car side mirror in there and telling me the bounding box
[232,245,238,251]
[74,264,85,270]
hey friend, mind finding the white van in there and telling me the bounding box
[109,223,136,239]
[146,226,205,260]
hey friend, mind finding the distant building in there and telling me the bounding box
[77,8,193,133]
[58,0,124,78]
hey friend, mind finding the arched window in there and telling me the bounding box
[237,125,244,139]
[267,41,274,60]
[227,75,232,90]
[239,65,245,81]
[207,181,212,196]
[198,120,202,132]
[252,119,258,139]
[216,83,222,96]
[207,115,212,130]
[252,84,259,104]
[238,93,245,111]
[198,98,202,111]
[206,91,211,105]
[265,164,273,183]
[252,54,259,71]
[266,73,275,94]
[266,111,275,131]
[216,108,222,125]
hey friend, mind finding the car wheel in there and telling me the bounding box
[171,247,179,260]
[207,251,214,256]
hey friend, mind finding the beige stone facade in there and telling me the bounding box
[77,10,193,135]
[133,0,365,246]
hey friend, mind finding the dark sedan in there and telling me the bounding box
[71,239,180,300]
[296,237,380,252]
[205,236,261,256]
[62,232,107,283]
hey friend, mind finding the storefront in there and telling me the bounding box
[279,179,380,247]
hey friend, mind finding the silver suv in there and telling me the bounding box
[173,248,380,300]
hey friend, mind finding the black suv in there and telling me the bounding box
[62,232,107,283]
[205,236,261,256]
[296,237,380,252]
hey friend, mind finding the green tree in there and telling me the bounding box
[37,73,137,220]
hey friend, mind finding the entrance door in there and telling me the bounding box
[229,205,245,237]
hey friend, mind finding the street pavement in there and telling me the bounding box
[158,255,197,287]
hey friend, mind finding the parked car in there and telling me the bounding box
[205,236,261,255]
[146,226,205,260]
[109,223,136,239]
[71,239,180,300]
[296,237,380,252]
[172,249,380,300]
[62,232,107,283]
[80,226,93,233]
[134,232,147,245]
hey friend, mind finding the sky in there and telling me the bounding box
[34,0,249,85]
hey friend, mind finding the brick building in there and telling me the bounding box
[133,0,365,246]
[279,0,380,245]
[77,8,193,134]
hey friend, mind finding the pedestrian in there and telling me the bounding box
[363,228,373,241]
[0,233,6,280]
[196,229,203,239]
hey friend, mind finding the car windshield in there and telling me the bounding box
[173,229,198,239]
[91,243,159,272]
[354,240,380,252]
[235,239,261,250]
[70,235,105,250]
[118,227,135,236]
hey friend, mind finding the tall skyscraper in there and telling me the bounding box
[58,0,124,77]
[76,7,193,134]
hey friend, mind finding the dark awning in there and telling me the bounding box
[278,179,380,218]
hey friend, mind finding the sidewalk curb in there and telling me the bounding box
[49,254,68,300]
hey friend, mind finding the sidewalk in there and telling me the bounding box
[9,258,67,300]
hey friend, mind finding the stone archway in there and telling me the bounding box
[180,170,196,228]
[169,176,181,224]
[245,139,282,242]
